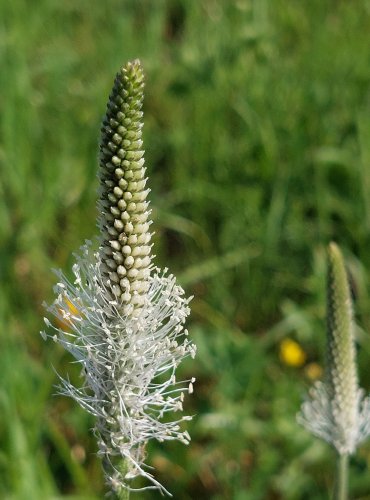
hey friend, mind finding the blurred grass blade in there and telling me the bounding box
[179,244,261,286]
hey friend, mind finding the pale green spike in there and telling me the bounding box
[98,60,151,314]
[325,242,359,442]
[298,243,370,457]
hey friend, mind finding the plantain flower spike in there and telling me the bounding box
[42,60,196,496]
[298,242,370,455]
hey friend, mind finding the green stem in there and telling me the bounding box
[116,458,130,500]
[335,452,348,500]
[117,487,130,500]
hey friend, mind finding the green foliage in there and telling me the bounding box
[2,1,370,498]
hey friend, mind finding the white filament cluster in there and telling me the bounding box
[42,241,196,494]
[298,381,370,455]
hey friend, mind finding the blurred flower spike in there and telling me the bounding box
[41,60,196,496]
[298,242,370,455]
[279,338,306,367]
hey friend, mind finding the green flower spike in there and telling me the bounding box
[42,60,196,497]
[298,242,370,499]
[298,242,370,454]
[98,61,151,316]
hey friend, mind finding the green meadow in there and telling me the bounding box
[2,1,370,498]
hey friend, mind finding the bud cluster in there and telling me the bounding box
[98,60,152,314]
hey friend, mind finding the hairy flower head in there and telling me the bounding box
[298,242,370,455]
[42,60,196,495]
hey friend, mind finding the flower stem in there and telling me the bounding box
[335,452,348,500]
[117,488,130,500]
[116,458,130,500]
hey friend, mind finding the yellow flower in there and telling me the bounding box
[56,298,81,331]
[279,338,306,367]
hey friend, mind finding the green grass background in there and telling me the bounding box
[2,1,370,498]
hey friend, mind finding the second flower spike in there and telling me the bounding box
[298,242,370,455]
